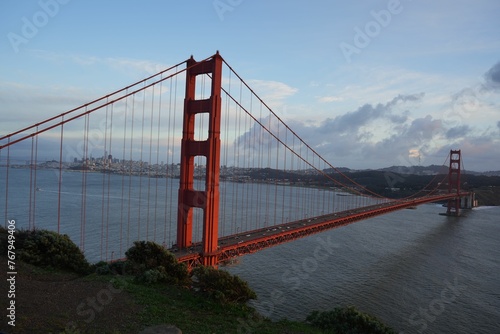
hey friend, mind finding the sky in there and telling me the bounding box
[1,0,499,171]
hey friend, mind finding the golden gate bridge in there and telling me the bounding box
[0,52,473,267]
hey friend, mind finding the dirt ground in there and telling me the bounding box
[0,255,144,334]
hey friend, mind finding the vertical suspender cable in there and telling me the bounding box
[105,103,114,261]
[165,76,173,246]
[231,82,239,234]
[250,95,258,230]
[265,112,271,226]
[167,70,178,246]
[33,131,38,229]
[120,92,129,257]
[221,69,231,237]
[57,116,64,233]
[154,78,163,244]
[274,118,279,226]
[3,138,10,228]
[290,135,295,222]
[100,102,109,261]
[81,112,89,252]
[138,84,147,241]
[28,134,35,229]
[127,94,135,248]
[282,127,287,223]
[147,84,156,240]
[257,103,265,226]
[243,92,249,232]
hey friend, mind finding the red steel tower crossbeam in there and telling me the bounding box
[177,53,222,266]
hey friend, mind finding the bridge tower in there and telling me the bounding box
[177,53,222,266]
[446,149,461,216]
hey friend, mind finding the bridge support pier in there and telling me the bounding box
[461,193,475,209]
[177,53,222,267]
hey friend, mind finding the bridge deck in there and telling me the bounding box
[174,192,469,267]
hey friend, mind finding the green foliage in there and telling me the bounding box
[93,260,128,275]
[94,261,112,275]
[0,227,31,256]
[19,229,91,274]
[135,266,170,285]
[125,242,256,303]
[191,265,257,304]
[125,241,189,285]
[306,306,396,334]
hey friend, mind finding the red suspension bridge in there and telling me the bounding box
[0,52,472,267]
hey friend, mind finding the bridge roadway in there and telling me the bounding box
[173,192,468,267]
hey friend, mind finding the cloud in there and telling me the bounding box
[0,82,92,130]
[483,61,500,91]
[234,93,428,166]
[358,114,444,165]
[317,93,424,134]
[318,96,344,103]
[246,80,298,107]
[446,125,470,139]
[231,89,500,171]
[31,49,171,77]
[105,57,169,76]
[406,115,443,141]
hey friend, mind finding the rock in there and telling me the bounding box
[139,324,182,334]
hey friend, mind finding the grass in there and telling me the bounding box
[121,276,322,334]
[0,228,393,333]
[73,270,321,333]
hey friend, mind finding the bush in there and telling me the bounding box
[94,260,128,276]
[191,265,257,304]
[19,229,91,274]
[135,266,169,285]
[125,241,189,285]
[0,227,31,256]
[306,306,396,334]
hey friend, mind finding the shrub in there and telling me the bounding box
[135,266,169,285]
[0,227,31,256]
[125,241,189,285]
[191,265,257,304]
[19,229,91,274]
[94,261,112,275]
[306,306,396,334]
[94,260,128,276]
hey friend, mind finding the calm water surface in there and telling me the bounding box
[226,205,500,333]
[1,167,499,333]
